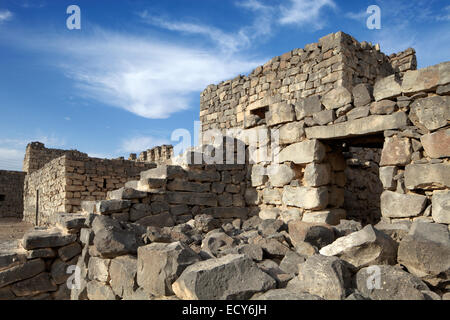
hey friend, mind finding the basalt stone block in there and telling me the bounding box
[137,242,200,296]
[22,229,77,250]
[109,255,137,298]
[278,139,326,164]
[107,187,147,200]
[319,225,397,269]
[166,192,217,207]
[140,165,186,180]
[379,166,397,190]
[409,96,450,131]
[346,106,370,120]
[278,121,305,145]
[322,87,353,110]
[352,83,373,107]
[432,190,450,224]
[86,280,117,300]
[282,186,328,210]
[296,255,352,300]
[405,163,450,190]
[355,265,430,300]
[374,74,402,101]
[201,207,248,220]
[267,164,295,187]
[305,112,408,139]
[266,102,295,126]
[172,254,276,300]
[135,212,175,228]
[0,259,45,288]
[295,95,323,120]
[380,137,411,166]
[398,222,450,285]
[421,129,450,158]
[380,191,427,218]
[288,220,335,249]
[313,109,336,125]
[402,61,450,94]
[302,209,346,226]
[10,273,57,297]
[96,200,132,215]
[370,100,396,115]
[167,180,211,193]
[304,163,331,187]
[57,242,82,262]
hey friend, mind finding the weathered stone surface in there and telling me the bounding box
[259,208,280,220]
[398,222,450,282]
[380,191,427,218]
[202,231,236,257]
[319,225,397,268]
[247,95,281,111]
[295,95,323,120]
[333,219,362,237]
[279,251,306,275]
[356,265,430,300]
[288,221,335,249]
[193,214,220,233]
[86,280,116,300]
[250,236,290,257]
[380,137,411,166]
[109,255,137,298]
[166,192,217,207]
[88,257,111,283]
[58,242,82,262]
[266,103,295,126]
[201,207,248,220]
[251,164,267,187]
[305,112,408,139]
[136,212,175,228]
[405,163,450,190]
[262,188,282,205]
[0,243,26,272]
[52,213,86,231]
[172,254,276,300]
[278,139,326,164]
[421,129,450,158]
[95,200,132,215]
[302,209,346,226]
[10,273,57,297]
[221,244,264,262]
[432,190,450,224]
[267,164,295,187]
[93,227,138,259]
[322,87,352,110]
[313,109,336,125]
[22,229,76,250]
[50,257,77,285]
[370,100,396,115]
[278,121,305,145]
[352,83,373,107]
[0,286,15,300]
[374,74,402,101]
[296,255,351,300]
[129,203,152,222]
[167,180,210,193]
[379,166,397,190]
[304,163,330,187]
[107,187,147,200]
[347,106,370,120]
[401,61,450,94]
[0,259,45,288]
[409,96,450,131]
[282,186,328,210]
[26,248,55,260]
[137,241,200,296]
[375,221,411,242]
[252,288,322,300]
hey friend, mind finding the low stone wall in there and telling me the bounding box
[24,154,156,226]
[0,170,26,219]
[128,145,173,164]
[0,216,84,300]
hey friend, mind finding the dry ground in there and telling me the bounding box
[0,218,33,242]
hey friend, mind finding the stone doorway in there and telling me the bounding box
[323,134,384,225]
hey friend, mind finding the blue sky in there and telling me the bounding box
[0,0,449,171]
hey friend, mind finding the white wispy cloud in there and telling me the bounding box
[3,27,264,120]
[279,0,336,29]
[118,135,171,154]
[436,5,450,21]
[0,9,12,23]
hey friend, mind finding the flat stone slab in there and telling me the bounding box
[22,229,77,250]
[305,112,408,140]
[405,163,450,190]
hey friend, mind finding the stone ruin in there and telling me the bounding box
[0,31,449,301]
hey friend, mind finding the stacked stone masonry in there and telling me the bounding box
[128,145,173,165]
[1,31,449,301]
[0,170,26,219]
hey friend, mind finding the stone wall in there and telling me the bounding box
[22,142,88,174]
[128,145,173,164]
[0,170,26,219]
[199,32,416,135]
[23,154,156,226]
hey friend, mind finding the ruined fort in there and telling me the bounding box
[0,31,449,300]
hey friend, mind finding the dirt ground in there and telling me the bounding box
[0,218,33,242]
